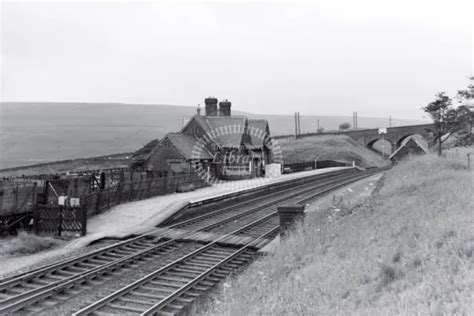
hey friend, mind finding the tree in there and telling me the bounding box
[422,92,464,155]
[339,122,351,130]
[456,77,474,145]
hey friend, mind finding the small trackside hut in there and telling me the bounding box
[139,97,273,180]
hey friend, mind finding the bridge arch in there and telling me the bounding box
[367,138,394,155]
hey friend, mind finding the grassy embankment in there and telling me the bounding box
[278,134,390,168]
[198,148,473,315]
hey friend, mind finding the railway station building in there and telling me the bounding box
[141,98,272,180]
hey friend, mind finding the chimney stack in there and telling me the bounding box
[219,100,231,117]
[205,97,218,116]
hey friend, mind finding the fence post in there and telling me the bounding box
[95,190,102,215]
[14,185,18,211]
[107,188,111,208]
[146,178,153,198]
[81,206,87,236]
[163,175,169,194]
[117,181,122,204]
[57,206,63,237]
[32,183,37,208]
[33,205,39,234]
[130,180,134,201]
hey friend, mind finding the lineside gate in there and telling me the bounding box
[33,204,87,236]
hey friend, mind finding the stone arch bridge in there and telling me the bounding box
[336,123,434,153]
[273,124,435,154]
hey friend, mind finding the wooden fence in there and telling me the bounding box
[81,172,208,217]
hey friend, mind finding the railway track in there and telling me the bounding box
[0,169,357,287]
[0,167,384,314]
[74,213,280,315]
[0,169,354,285]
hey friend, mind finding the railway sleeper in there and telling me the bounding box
[222,263,240,269]
[191,285,209,291]
[182,290,201,298]
[107,303,147,313]
[140,285,175,294]
[86,258,110,266]
[173,267,206,274]
[155,276,190,284]
[167,270,200,278]
[184,262,213,269]
[215,267,234,274]
[195,280,215,288]
[212,271,230,278]
[54,269,80,277]
[190,258,222,265]
[175,296,194,304]
[100,253,124,260]
[203,276,220,283]
[199,254,230,261]
[111,249,135,256]
[188,258,220,266]
[75,262,101,269]
[162,302,185,311]
[66,265,89,273]
[129,290,167,300]
[147,281,183,289]
[117,297,154,307]
[206,249,237,255]
[160,274,193,283]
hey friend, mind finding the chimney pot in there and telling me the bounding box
[219,100,232,116]
[204,97,218,116]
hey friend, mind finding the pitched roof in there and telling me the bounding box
[132,139,159,161]
[247,119,270,147]
[181,115,271,149]
[166,133,213,160]
[204,116,247,147]
[389,137,428,160]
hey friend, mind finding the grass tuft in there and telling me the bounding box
[378,262,403,288]
[0,231,63,256]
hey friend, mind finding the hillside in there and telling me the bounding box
[199,148,474,315]
[278,135,390,167]
[0,102,427,169]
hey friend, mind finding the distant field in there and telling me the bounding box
[278,134,390,167]
[0,102,427,169]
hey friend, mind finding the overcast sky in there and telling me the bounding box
[1,0,473,119]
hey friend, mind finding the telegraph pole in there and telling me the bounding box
[294,112,298,139]
[298,112,301,135]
